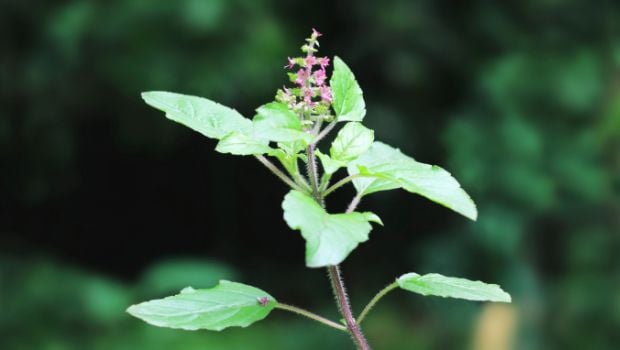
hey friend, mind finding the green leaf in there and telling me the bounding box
[281,190,379,267]
[330,122,374,163]
[348,142,478,220]
[277,140,306,156]
[253,102,312,143]
[215,132,273,155]
[142,91,252,139]
[127,281,276,331]
[330,57,366,122]
[316,150,346,174]
[397,273,511,302]
[269,148,300,176]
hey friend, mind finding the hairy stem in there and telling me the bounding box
[276,303,347,332]
[305,140,371,350]
[356,281,399,325]
[328,266,371,350]
[306,145,323,203]
[255,155,305,193]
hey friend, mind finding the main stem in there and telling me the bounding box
[306,144,371,350]
[328,266,371,350]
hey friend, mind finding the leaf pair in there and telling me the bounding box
[127,273,509,332]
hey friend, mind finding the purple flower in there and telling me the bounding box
[313,69,326,86]
[320,85,332,103]
[312,28,322,38]
[305,55,317,67]
[285,57,296,69]
[319,56,330,69]
[295,68,308,86]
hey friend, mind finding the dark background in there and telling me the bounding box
[1,0,619,349]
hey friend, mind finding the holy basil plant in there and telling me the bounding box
[127,29,511,350]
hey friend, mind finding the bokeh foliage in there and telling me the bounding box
[1,0,619,349]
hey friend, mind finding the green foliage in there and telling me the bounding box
[282,190,380,267]
[133,31,504,349]
[348,142,478,220]
[330,122,374,164]
[330,57,366,122]
[397,273,511,302]
[6,2,620,349]
[141,91,252,140]
[127,281,276,331]
[215,132,273,155]
[253,102,312,143]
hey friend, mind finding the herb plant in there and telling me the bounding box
[127,30,511,349]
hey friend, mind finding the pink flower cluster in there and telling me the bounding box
[281,29,332,110]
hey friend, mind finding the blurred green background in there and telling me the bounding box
[1,0,619,349]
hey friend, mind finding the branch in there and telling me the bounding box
[356,281,399,325]
[323,174,361,197]
[254,155,305,192]
[313,120,337,145]
[275,303,347,332]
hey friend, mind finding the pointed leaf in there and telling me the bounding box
[330,122,374,163]
[330,57,366,122]
[253,102,312,143]
[282,190,379,267]
[363,212,384,226]
[215,132,273,155]
[142,91,252,139]
[127,281,276,331]
[348,142,478,220]
[397,273,511,302]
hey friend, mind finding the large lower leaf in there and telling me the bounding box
[127,281,276,331]
[330,57,366,122]
[397,273,511,302]
[348,141,478,220]
[282,190,380,267]
[142,91,252,139]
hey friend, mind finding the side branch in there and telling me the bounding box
[356,281,399,325]
[255,155,305,192]
[275,303,347,332]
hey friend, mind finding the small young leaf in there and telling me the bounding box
[330,122,374,163]
[269,148,300,176]
[215,132,273,155]
[282,190,380,267]
[397,273,511,303]
[142,91,252,139]
[253,102,312,143]
[127,280,276,331]
[316,150,346,174]
[330,57,366,122]
[348,142,478,220]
